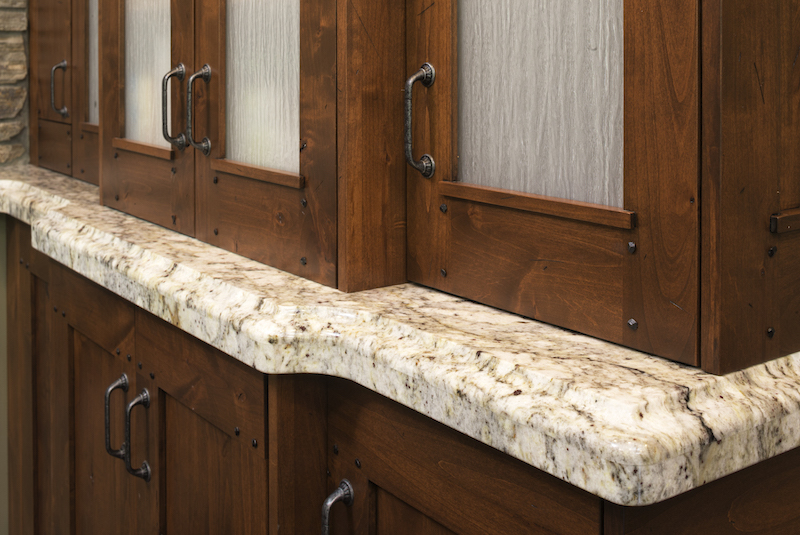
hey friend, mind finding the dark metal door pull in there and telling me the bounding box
[124,388,151,481]
[162,64,187,149]
[404,63,436,178]
[321,479,354,535]
[187,64,212,155]
[50,60,69,117]
[104,373,129,460]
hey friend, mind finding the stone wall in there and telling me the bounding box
[0,0,28,166]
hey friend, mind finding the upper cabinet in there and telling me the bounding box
[406,0,699,365]
[29,0,800,374]
[100,0,337,286]
[30,0,101,184]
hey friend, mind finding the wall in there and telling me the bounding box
[0,0,27,531]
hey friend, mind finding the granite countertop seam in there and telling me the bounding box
[3,164,800,507]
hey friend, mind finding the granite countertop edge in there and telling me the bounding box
[3,164,800,507]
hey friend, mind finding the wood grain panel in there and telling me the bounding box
[447,199,627,344]
[37,120,73,175]
[776,232,800,356]
[135,310,266,455]
[268,375,327,535]
[376,489,456,535]
[73,333,137,535]
[100,0,195,235]
[327,379,602,535]
[440,181,636,229]
[337,0,407,292]
[406,0,455,289]
[164,395,268,534]
[51,266,135,356]
[71,0,99,184]
[33,0,72,124]
[622,0,699,365]
[196,172,326,285]
[7,219,36,535]
[777,2,800,210]
[604,446,800,534]
[195,0,337,288]
[73,128,99,185]
[704,1,785,373]
[36,272,70,534]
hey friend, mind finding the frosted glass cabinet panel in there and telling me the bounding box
[124,0,171,147]
[226,0,300,173]
[457,0,624,208]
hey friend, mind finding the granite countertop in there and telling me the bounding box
[3,163,800,507]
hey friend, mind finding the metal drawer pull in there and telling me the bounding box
[321,479,354,535]
[104,374,129,460]
[50,60,69,117]
[404,63,436,178]
[187,64,211,155]
[162,64,187,150]
[124,388,151,481]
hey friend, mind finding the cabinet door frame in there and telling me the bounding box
[99,0,196,234]
[406,0,700,365]
[193,0,338,286]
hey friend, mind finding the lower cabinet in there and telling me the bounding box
[8,219,269,533]
[9,215,800,535]
[324,379,603,535]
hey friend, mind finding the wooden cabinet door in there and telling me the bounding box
[136,310,268,533]
[47,264,156,533]
[326,379,602,535]
[405,0,699,365]
[31,0,73,174]
[192,0,337,286]
[100,0,196,234]
[30,0,100,183]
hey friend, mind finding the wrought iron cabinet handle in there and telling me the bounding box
[50,60,69,117]
[124,388,151,481]
[321,479,354,535]
[187,64,212,155]
[104,373,129,460]
[404,63,436,178]
[162,64,187,149]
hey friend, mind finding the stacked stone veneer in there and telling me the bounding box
[0,0,27,166]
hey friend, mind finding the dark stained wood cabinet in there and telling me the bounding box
[325,379,604,535]
[7,220,269,533]
[9,216,800,534]
[28,0,800,373]
[405,0,698,367]
[29,0,100,184]
[403,0,800,374]
[100,0,338,286]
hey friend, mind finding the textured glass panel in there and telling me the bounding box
[458,0,624,207]
[226,0,300,173]
[125,0,171,146]
[87,0,99,123]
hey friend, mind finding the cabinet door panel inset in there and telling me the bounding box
[164,396,268,534]
[124,0,172,147]
[458,0,624,207]
[225,0,300,173]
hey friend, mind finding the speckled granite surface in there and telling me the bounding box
[3,164,800,506]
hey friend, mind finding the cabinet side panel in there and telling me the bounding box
[713,1,785,372]
[337,0,407,292]
[622,0,700,365]
[7,219,35,535]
